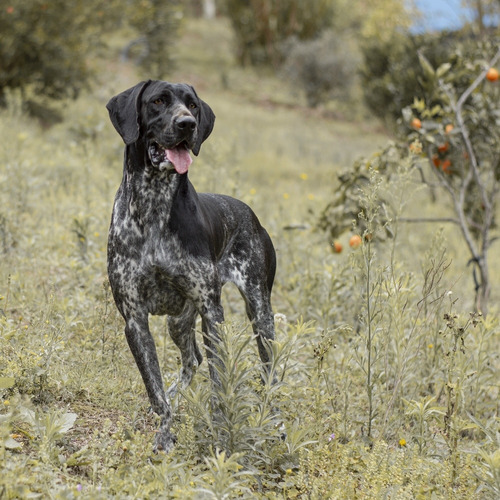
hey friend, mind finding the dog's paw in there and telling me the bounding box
[153,430,177,454]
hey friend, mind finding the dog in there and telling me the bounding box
[106,80,277,452]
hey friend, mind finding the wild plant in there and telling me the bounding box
[177,320,316,486]
[18,405,77,464]
[403,395,444,455]
[0,295,67,402]
[194,449,253,499]
[438,305,481,484]
[348,166,394,439]
[469,415,500,498]
[72,217,89,262]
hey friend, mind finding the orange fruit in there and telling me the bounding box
[486,67,499,82]
[349,235,362,249]
[411,118,422,129]
[445,124,454,134]
[438,142,449,153]
[332,241,343,253]
[432,155,441,168]
[442,158,451,173]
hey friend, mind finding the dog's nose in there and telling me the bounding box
[175,115,196,133]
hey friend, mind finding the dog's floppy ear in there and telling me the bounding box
[192,90,216,156]
[106,80,151,145]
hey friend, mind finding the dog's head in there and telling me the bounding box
[106,80,216,174]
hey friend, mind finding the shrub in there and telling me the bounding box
[222,0,335,66]
[126,0,182,79]
[281,30,358,107]
[0,0,121,115]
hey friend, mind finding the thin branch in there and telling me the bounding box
[399,217,460,225]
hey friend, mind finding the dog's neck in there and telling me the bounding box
[122,143,194,228]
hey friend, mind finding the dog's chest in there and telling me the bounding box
[108,201,214,317]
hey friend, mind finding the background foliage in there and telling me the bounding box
[221,0,336,66]
[0,0,122,116]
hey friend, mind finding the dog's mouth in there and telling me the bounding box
[148,141,193,175]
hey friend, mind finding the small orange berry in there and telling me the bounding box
[432,155,441,168]
[445,124,454,134]
[437,142,449,153]
[486,67,499,82]
[332,241,343,253]
[410,118,422,129]
[349,235,362,249]
[441,158,452,173]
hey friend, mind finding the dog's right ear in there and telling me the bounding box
[106,80,151,145]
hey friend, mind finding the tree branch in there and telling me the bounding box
[399,217,460,225]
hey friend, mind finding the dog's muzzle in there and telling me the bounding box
[148,141,193,175]
[148,115,197,174]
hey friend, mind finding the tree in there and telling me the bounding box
[320,41,500,314]
[403,45,500,314]
[126,0,181,79]
[221,0,335,66]
[0,0,121,113]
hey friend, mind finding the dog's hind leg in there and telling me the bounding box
[166,302,202,401]
[241,286,286,438]
[124,315,176,452]
[243,288,278,385]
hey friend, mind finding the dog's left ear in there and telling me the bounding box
[191,88,216,156]
[106,80,152,145]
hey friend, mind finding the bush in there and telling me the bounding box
[281,31,358,107]
[126,0,182,79]
[222,0,335,66]
[0,0,121,114]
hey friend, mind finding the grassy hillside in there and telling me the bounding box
[1,17,499,499]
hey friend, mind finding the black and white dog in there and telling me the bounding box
[106,80,277,452]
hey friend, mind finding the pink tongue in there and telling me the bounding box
[166,147,192,174]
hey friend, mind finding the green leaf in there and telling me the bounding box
[0,377,15,389]
[436,62,452,79]
[418,51,435,81]
[3,436,22,449]
[56,412,78,434]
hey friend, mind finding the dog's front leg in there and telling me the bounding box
[124,316,176,452]
[165,302,203,402]
[190,289,223,389]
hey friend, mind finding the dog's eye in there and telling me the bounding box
[154,99,164,105]
[189,102,197,110]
